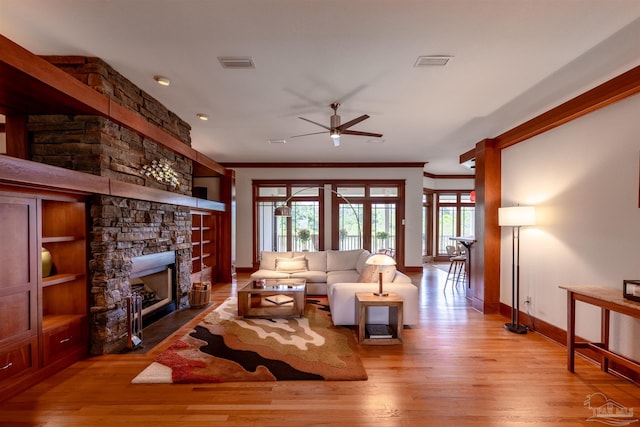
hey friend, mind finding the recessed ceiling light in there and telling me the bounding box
[414,55,453,67]
[153,75,171,86]
[196,113,209,121]
[268,139,286,144]
[366,139,384,144]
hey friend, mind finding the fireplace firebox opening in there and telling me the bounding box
[130,251,177,327]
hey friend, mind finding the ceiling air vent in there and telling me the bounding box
[414,55,452,67]
[218,56,256,69]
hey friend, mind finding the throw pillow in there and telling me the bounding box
[259,251,292,270]
[357,264,378,283]
[276,256,308,273]
[355,250,371,274]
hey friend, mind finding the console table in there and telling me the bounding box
[559,285,640,375]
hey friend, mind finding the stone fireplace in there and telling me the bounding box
[26,56,199,354]
[88,196,192,354]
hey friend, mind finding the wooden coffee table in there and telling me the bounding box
[237,278,307,318]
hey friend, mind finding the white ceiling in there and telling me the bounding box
[2,0,640,174]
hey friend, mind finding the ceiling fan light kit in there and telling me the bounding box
[291,102,382,147]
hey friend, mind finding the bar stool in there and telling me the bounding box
[444,245,466,291]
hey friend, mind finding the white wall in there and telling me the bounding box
[231,166,425,269]
[423,176,474,191]
[501,92,640,360]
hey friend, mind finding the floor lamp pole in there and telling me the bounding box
[505,225,527,334]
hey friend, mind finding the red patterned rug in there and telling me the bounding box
[132,296,367,383]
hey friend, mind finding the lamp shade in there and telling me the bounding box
[274,205,292,217]
[365,254,397,266]
[498,206,536,227]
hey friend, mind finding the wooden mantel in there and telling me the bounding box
[0,155,224,211]
[0,34,224,177]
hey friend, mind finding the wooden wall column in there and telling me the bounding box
[5,114,28,159]
[219,168,236,282]
[469,139,501,313]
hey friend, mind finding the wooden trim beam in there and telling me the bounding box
[0,35,109,115]
[0,34,226,177]
[494,64,640,150]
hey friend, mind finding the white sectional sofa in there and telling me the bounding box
[249,249,419,326]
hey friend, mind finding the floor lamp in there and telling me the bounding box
[498,206,536,334]
[274,186,362,243]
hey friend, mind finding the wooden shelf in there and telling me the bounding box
[0,191,88,400]
[42,273,84,287]
[42,236,79,243]
[42,314,87,332]
[191,209,219,284]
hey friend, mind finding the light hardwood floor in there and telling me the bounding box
[1,266,638,426]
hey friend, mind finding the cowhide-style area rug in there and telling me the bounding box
[131,296,367,384]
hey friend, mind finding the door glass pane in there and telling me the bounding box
[291,201,319,252]
[257,200,286,252]
[438,206,456,256]
[291,187,320,197]
[371,203,396,255]
[438,193,457,203]
[338,203,362,250]
[460,206,475,237]
[259,187,286,197]
[370,187,398,197]
[336,187,365,198]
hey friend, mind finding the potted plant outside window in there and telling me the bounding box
[297,228,311,250]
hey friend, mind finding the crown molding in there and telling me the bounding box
[423,171,475,179]
[222,162,426,169]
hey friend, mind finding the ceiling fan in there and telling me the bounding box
[291,102,383,147]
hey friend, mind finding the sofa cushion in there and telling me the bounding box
[327,249,363,271]
[249,270,290,280]
[276,255,308,273]
[355,250,371,274]
[327,270,359,285]
[295,251,327,272]
[290,270,327,282]
[259,251,292,270]
[327,282,419,326]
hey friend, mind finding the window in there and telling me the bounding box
[435,191,475,258]
[254,181,405,267]
[255,185,321,255]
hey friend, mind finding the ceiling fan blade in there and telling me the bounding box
[336,114,369,131]
[290,131,329,138]
[298,116,331,130]
[341,130,383,138]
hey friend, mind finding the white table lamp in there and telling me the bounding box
[366,254,397,296]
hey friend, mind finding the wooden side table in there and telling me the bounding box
[355,292,403,345]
